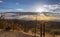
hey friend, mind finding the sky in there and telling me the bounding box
[0,0,60,13]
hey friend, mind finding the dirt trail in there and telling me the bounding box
[0,31,35,37]
[0,31,60,37]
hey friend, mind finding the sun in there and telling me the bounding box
[36,8,44,12]
[35,7,48,12]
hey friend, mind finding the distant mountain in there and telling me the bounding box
[42,12,60,17]
[0,12,38,19]
[0,12,60,21]
[0,12,38,15]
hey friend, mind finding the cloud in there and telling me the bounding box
[44,4,60,10]
[0,9,13,12]
[0,8,24,12]
[43,4,60,13]
[0,0,3,3]
[32,4,60,13]
[58,3,60,4]
[16,2,19,5]
[16,9,24,11]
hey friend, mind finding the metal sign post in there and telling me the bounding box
[40,21,45,37]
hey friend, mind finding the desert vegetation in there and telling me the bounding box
[0,17,60,37]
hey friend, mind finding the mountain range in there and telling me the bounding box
[0,12,60,21]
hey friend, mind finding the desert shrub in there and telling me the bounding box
[0,19,8,29]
